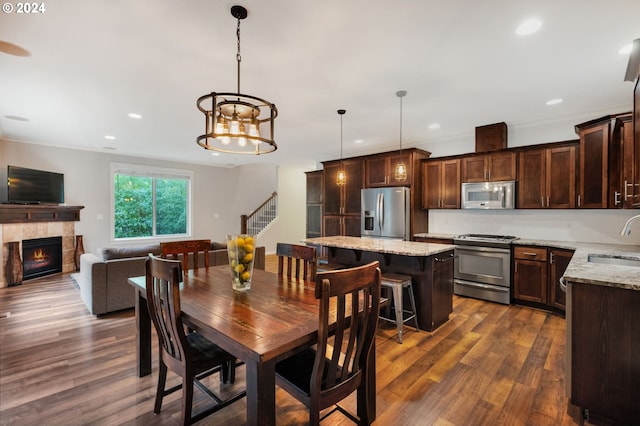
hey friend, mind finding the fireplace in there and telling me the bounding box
[22,237,63,280]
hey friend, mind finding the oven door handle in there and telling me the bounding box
[454,245,511,254]
[454,279,509,292]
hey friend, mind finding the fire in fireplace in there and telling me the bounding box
[22,236,63,280]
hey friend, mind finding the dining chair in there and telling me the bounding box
[276,242,318,282]
[275,261,382,425]
[145,254,245,425]
[160,239,211,272]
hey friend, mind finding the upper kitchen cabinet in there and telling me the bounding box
[611,114,635,208]
[364,148,430,188]
[422,159,460,209]
[575,113,631,208]
[518,143,577,209]
[305,170,323,238]
[461,151,516,182]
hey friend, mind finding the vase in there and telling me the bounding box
[5,241,23,286]
[226,234,256,292]
[74,235,85,272]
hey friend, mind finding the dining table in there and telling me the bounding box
[128,264,376,425]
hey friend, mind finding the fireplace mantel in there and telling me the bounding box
[0,205,84,224]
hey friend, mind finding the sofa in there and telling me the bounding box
[77,241,266,316]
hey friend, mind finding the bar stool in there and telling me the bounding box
[379,273,419,343]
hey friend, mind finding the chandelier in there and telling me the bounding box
[197,5,277,155]
[336,109,347,186]
[394,90,408,181]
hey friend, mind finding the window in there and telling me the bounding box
[111,163,192,240]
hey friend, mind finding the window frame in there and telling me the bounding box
[110,162,193,242]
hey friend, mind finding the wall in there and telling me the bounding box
[0,140,278,256]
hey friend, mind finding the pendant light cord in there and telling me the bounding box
[236,17,242,94]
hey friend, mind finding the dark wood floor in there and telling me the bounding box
[0,256,587,425]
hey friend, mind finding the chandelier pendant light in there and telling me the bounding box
[394,90,408,181]
[197,5,277,155]
[336,109,347,187]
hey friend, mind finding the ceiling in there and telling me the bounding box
[1,0,639,168]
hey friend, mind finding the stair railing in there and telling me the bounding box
[241,191,278,235]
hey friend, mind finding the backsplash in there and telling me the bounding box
[428,209,640,246]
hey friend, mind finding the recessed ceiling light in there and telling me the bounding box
[516,18,543,36]
[104,135,116,140]
[4,114,30,121]
[354,139,364,144]
[128,113,142,119]
[618,44,633,55]
[546,98,563,105]
[428,123,441,130]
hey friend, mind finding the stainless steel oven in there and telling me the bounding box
[453,234,518,305]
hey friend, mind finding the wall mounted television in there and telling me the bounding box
[7,165,65,205]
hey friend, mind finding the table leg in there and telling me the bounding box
[135,289,152,377]
[245,358,276,426]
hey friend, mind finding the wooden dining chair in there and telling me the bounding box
[276,242,317,282]
[145,254,245,425]
[160,239,211,272]
[275,261,382,425]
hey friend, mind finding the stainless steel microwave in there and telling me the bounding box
[461,180,515,209]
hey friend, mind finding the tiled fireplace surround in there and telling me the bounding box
[1,206,82,288]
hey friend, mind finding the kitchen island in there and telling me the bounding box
[303,236,455,331]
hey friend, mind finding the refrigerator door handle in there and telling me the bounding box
[378,192,384,231]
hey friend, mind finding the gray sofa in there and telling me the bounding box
[77,242,265,316]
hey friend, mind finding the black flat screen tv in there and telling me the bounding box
[7,165,65,204]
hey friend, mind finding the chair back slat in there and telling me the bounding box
[312,261,381,399]
[276,243,317,282]
[145,255,189,365]
[160,239,211,273]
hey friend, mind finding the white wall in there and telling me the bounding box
[0,140,278,254]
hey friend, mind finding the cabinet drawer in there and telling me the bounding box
[514,246,547,262]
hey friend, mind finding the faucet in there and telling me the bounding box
[620,214,640,236]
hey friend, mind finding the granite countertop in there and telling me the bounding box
[302,236,455,257]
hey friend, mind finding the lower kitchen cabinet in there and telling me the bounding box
[569,282,640,424]
[513,245,573,313]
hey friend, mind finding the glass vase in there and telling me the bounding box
[226,234,256,291]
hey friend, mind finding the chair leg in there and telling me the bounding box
[392,284,403,344]
[154,361,168,414]
[407,284,420,332]
[182,374,194,426]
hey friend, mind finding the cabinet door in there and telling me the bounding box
[518,149,546,208]
[461,156,487,182]
[547,145,576,208]
[432,251,454,326]
[618,115,635,208]
[323,216,342,237]
[548,248,573,311]
[343,159,364,215]
[514,259,547,303]
[487,152,516,181]
[343,215,361,237]
[422,161,443,209]
[365,155,389,187]
[634,80,640,207]
[441,159,461,208]
[306,205,322,238]
[323,163,342,215]
[306,170,323,204]
[579,123,609,208]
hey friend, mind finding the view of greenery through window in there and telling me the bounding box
[114,173,188,239]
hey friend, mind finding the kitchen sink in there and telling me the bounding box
[587,253,640,267]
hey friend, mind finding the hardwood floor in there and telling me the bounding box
[0,256,586,425]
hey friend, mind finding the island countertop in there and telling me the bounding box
[302,236,454,257]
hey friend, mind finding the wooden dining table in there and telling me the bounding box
[128,265,376,425]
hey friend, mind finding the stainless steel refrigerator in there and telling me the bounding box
[361,187,410,240]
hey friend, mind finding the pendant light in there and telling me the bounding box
[336,109,347,187]
[196,5,278,155]
[394,90,408,182]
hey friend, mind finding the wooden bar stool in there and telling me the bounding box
[379,273,419,343]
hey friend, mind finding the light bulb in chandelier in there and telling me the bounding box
[395,162,407,181]
[336,169,346,186]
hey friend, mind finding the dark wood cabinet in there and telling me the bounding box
[613,113,636,208]
[365,152,412,187]
[513,245,573,313]
[576,118,611,208]
[569,282,640,424]
[513,246,548,304]
[431,251,454,327]
[518,144,577,208]
[322,159,363,237]
[461,151,516,182]
[548,248,573,311]
[422,159,460,209]
[634,78,640,207]
[305,171,323,238]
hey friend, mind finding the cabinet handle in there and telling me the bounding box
[522,252,538,256]
[547,196,550,208]
[541,197,544,207]
[624,180,634,201]
[577,195,581,207]
[559,276,567,293]
[614,191,621,206]
[549,252,554,264]
[515,261,518,273]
